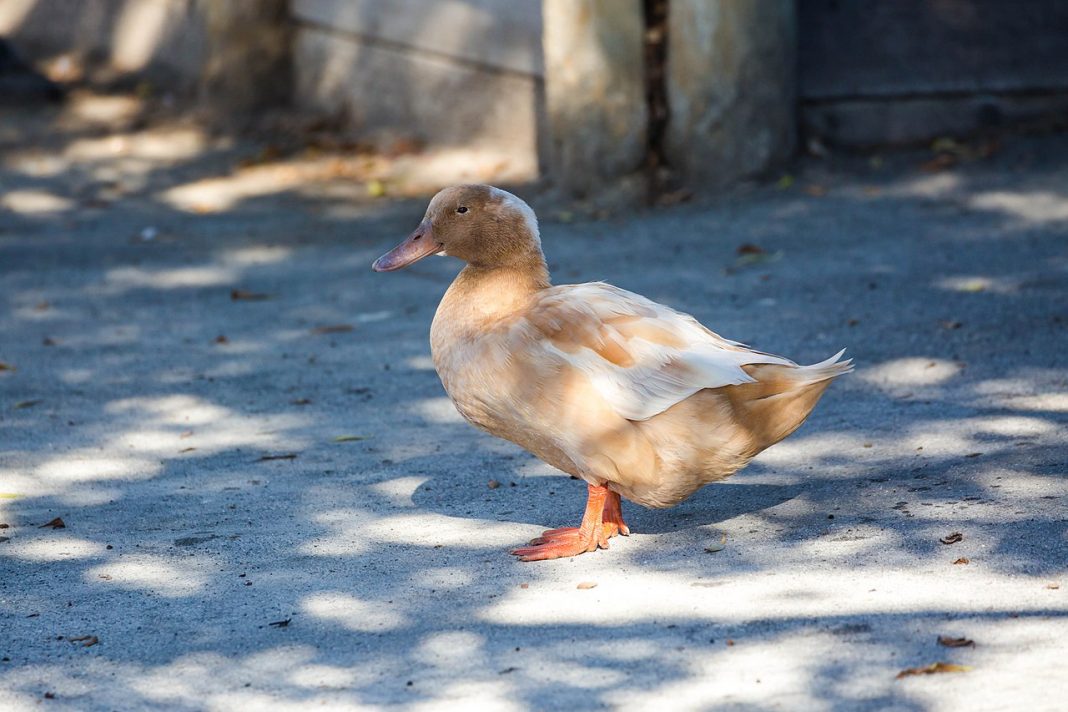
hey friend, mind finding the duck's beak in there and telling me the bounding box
[372,220,440,272]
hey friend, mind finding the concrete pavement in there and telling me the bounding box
[1,94,1066,710]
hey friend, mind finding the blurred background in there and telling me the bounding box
[3,0,1067,205]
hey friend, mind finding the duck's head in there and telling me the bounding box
[372,185,542,272]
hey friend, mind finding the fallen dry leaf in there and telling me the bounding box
[257,453,297,461]
[920,153,958,173]
[1047,583,1061,590]
[291,398,312,406]
[39,517,65,529]
[14,400,41,409]
[333,435,367,443]
[236,144,283,168]
[487,479,501,489]
[311,324,354,335]
[896,662,970,679]
[804,184,827,197]
[733,249,784,269]
[230,289,270,301]
[385,136,424,157]
[938,636,975,648]
[0,362,14,372]
[958,279,987,293]
[940,532,964,545]
[704,532,727,553]
[656,189,693,206]
[736,243,765,256]
[213,335,229,344]
[576,581,598,590]
[179,447,196,454]
[939,320,963,330]
[953,557,970,565]
[367,179,387,198]
[68,635,98,647]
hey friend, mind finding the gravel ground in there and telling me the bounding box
[1,94,1066,711]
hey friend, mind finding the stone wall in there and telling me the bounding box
[291,0,545,179]
[6,0,1068,195]
[0,0,208,90]
[0,0,289,112]
[541,0,647,201]
[799,0,1068,147]
[665,0,796,189]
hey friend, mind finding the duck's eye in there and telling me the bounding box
[456,206,468,214]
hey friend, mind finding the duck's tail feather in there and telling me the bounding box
[728,349,852,453]
[798,348,854,384]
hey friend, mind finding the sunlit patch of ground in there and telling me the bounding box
[1,90,1066,711]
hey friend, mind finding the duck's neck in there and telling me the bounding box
[433,255,551,340]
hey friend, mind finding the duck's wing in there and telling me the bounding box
[518,282,800,422]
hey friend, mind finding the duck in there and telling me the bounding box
[373,185,851,561]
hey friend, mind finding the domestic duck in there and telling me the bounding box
[373,185,851,561]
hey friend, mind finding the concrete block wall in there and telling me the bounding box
[0,0,208,90]
[541,0,647,200]
[291,0,545,179]
[2,0,796,195]
[0,0,289,112]
[666,0,796,189]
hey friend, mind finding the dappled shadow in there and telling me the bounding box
[1,0,204,89]
[2,99,1067,709]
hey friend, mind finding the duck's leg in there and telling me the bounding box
[511,484,628,562]
[601,489,630,538]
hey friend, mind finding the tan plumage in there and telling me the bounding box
[374,184,851,559]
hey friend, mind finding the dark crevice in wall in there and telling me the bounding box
[642,0,671,203]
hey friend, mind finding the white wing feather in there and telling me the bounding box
[521,283,796,421]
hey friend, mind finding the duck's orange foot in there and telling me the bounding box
[511,484,629,562]
[511,526,606,561]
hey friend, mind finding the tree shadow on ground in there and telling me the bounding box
[2,99,1068,710]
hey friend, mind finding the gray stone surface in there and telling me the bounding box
[0,0,208,91]
[198,0,291,114]
[1,0,290,113]
[542,0,647,199]
[802,94,1068,149]
[294,25,540,177]
[1,96,1067,710]
[798,0,1068,99]
[292,0,544,76]
[291,0,544,175]
[666,0,796,188]
[798,0,1068,148]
